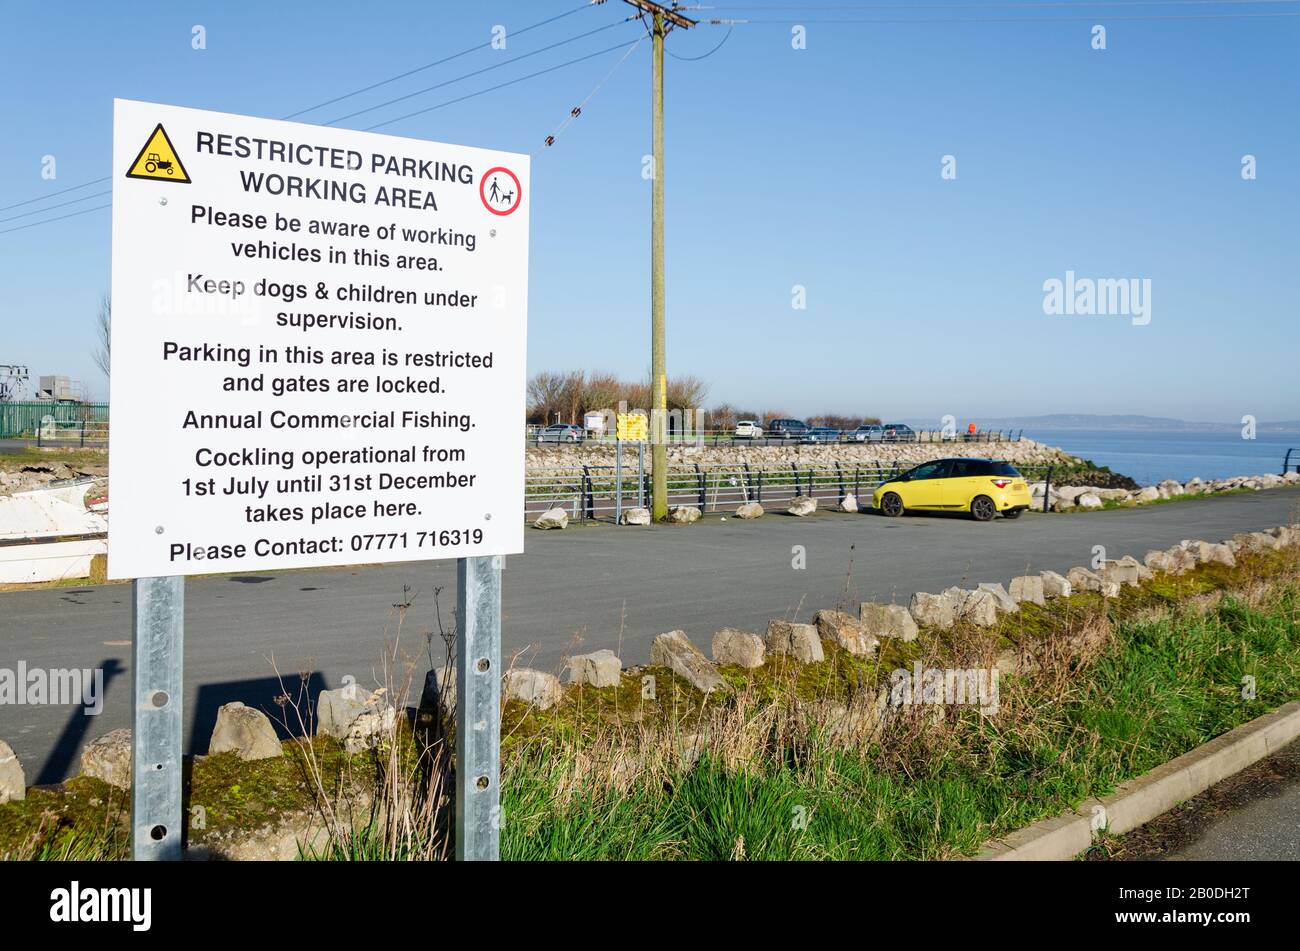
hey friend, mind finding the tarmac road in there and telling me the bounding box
[2,486,1298,784]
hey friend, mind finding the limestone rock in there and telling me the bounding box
[318,685,372,739]
[1117,554,1153,582]
[566,649,622,688]
[977,582,1019,614]
[651,630,728,693]
[1008,575,1045,606]
[1068,566,1120,597]
[504,668,564,710]
[765,620,824,664]
[667,506,702,524]
[1144,549,1175,572]
[318,686,396,753]
[1040,570,1073,598]
[734,502,764,519]
[948,587,999,627]
[0,740,25,804]
[711,628,766,668]
[1165,546,1197,574]
[209,701,282,760]
[787,496,818,517]
[1098,560,1140,587]
[533,507,569,530]
[859,602,918,642]
[620,507,651,526]
[1205,543,1237,567]
[1135,486,1161,503]
[1076,492,1103,509]
[80,729,132,789]
[814,609,878,656]
[839,494,859,513]
[909,590,956,629]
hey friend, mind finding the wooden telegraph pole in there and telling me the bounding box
[623,0,694,520]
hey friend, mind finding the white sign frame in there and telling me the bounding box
[108,99,528,579]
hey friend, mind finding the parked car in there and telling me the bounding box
[733,420,763,439]
[847,424,883,442]
[872,458,1031,521]
[802,426,841,444]
[536,423,584,444]
[766,418,810,439]
[881,423,917,442]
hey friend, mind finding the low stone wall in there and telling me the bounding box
[526,438,1080,472]
[1033,471,1300,512]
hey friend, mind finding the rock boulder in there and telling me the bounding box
[504,668,564,710]
[765,620,825,664]
[80,729,132,789]
[209,702,282,760]
[651,630,728,693]
[0,740,25,804]
[566,650,622,688]
[533,507,569,530]
[711,629,766,668]
[859,602,918,642]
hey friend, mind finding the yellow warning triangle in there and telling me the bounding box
[125,123,191,184]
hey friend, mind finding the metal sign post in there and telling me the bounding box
[455,554,503,860]
[615,437,624,524]
[131,575,184,861]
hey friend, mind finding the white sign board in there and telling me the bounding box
[108,99,528,578]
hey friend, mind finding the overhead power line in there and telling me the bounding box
[701,11,1300,21]
[326,16,638,126]
[0,189,111,224]
[0,176,111,213]
[0,3,613,227]
[0,38,643,233]
[283,1,598,119]
[668,22,734,57]
[684,0,1300,8]
[364,38,644,132]
[0,203,111,236]
[538,34,648,154]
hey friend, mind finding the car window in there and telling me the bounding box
[909,461,949,480]
[991,462,1020,476]
[950,459,983,477]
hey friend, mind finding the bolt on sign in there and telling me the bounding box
[616,412,648,442]
[108,99,529,578]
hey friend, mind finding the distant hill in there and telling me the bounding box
[953,414,1300,433]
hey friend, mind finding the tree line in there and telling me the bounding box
[527,371,880,430]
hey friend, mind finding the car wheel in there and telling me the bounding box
[1001,508,1023,520]
[970,495,996,522]
[880,492,904,517]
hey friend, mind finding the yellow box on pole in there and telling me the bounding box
[617,412,648,442]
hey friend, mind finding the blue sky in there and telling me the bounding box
[1,1,1296,422]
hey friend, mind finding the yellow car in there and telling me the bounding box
[872,458,1032,521]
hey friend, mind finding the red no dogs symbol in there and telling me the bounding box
[480,167,522,216]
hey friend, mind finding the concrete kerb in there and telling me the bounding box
[972,699,1300,860]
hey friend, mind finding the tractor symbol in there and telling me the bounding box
[144,152,174,175]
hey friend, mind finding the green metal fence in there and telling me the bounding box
[0,401,109,438]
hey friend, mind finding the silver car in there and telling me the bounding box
[536,423,584,444]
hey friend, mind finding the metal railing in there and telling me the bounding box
[35,419,108,448]
[0,401,109,438]
[1284,448,1299,476]
[525,460,1056,522]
